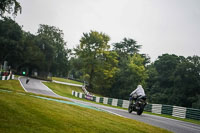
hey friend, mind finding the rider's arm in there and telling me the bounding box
[130,88,138,96]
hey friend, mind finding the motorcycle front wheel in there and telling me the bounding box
[128,105,133,113]
[137,106,144,115]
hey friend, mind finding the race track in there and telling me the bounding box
[19,77,200,133]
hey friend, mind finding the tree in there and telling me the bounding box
[18,32,46,76]
[147,54,180,104]
[37,24,71,77]
[113,37,141,57]
[193,95,200,109]
[110,54,148,99]
[145,63,159,102]
[0,0,21,17]
[154,54,180,88]
[146,54,200,108]
[0,17,23,65]
[0,18,48,77]
[110,38,147,99]
[0,20,71,79]
[75,30,112,91]
[68,56,84,80]
[172,56,200,107]
[92,50,119,94]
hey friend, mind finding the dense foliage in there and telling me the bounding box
[0,0,21,17]
[71,35,148,99]
[70,32,200,108]
[0,17,70,78]
[146,54,200,108]
[73,31,119,95]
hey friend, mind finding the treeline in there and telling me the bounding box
[1,2,200,109]
[71,32,149,99]
[146,54,200,109]
[0,17,70,78]
[69,31,200,109]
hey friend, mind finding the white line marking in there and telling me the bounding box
[18,76,28,92]
[100,108,127,118]
[53,80,82,87]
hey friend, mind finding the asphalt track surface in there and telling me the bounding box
[19,77,200,133]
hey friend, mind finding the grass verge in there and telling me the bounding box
[0,79,24,92]
[43,82,83,98]
[0,90,170,133]
[43,81,200,125]
[43,82,104,103]
[52,77,83,85]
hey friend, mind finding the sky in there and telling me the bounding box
[15,0,200,62]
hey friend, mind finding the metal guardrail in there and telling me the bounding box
[144,104,200,120]
[72,90,129,108]
[72,90,200,121]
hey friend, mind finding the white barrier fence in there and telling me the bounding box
[0,74,14,80]
[72,90,200,121]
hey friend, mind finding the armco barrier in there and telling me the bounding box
[152,104,162,114]
[186,108,200,120]
[146,104,200,120]
[72,90,200,120]
[172,106,186,119]
[72,90,129,108]
[161,105,173,116]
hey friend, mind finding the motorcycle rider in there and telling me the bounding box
[129,85,146,105]
[26,77,30,84]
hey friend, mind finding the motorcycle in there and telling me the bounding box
[128,96,147,115]
[26,78,30,84]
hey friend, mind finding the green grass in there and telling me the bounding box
[43,82,84,98]
[52,77,83,85]
[0,79,24,92]
[51,77,103,97]
[43,82,103,102]
[2,79,198,130]
[0,90,170,133]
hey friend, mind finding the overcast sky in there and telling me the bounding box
[15,0,200,62]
